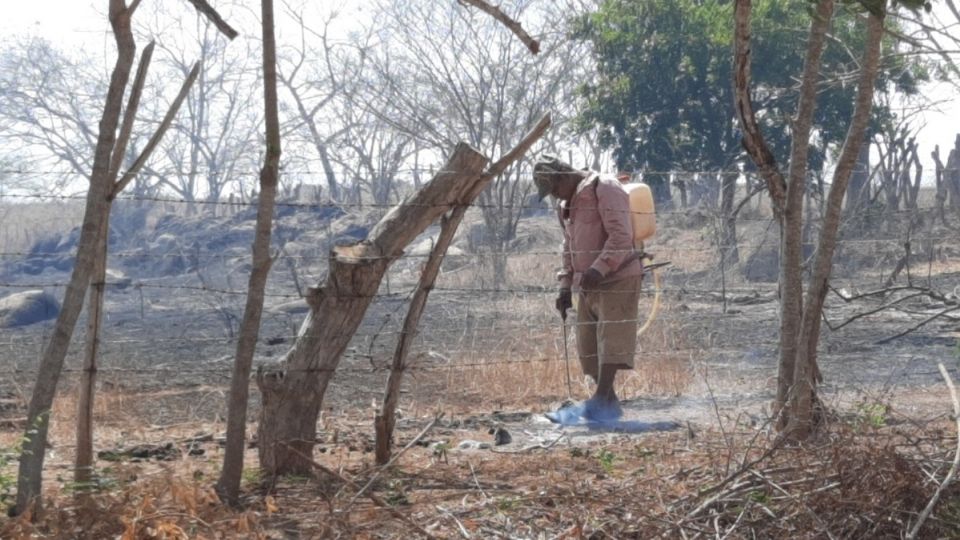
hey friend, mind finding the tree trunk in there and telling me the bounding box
[906,142,922,210]
[74,221,107,490]
[14,2,136,515]
[255,144,489,477]
[216,0,281,506]
[14,0,218,513]
[74,214,113,493]
[75,35,155,493]
[733,0,789,220]
[647,175,673,209]
[776,0,834,429]
[256,116,550,478]
[785,9,885,442]
[932,146,948,224]
[676,173,689,209]
[734,0,833,429]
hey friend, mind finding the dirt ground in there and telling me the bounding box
[1,205,959,537]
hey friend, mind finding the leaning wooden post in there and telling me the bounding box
[374,115,551,464]
[75,40,154,491]
[256,143,490,478]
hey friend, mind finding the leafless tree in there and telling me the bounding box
[217,0,281,506]
[932,134,960,217]
[137,2,261,210]
[12,0,234,516]
[874,118,924,212]
[275,4,370,203]
[357,0,586,282]
[0,37,107,191]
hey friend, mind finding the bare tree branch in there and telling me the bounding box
[733,0,788,219]
[457,0,540,55]
[907,363,960,539]
[113,61,201,196]
[876,305,960,345]
[182,0,238,40]
[109,41,155,180]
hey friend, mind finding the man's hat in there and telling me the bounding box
[532,155,576,200]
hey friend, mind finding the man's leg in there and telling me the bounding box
[575,290,599,383]
[584,275,642,421]
[545,290,599,424]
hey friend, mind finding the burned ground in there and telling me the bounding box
[0,199,958,537]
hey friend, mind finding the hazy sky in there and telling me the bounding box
[3,1,958,173]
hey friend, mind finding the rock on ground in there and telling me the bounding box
[0,290,60,328]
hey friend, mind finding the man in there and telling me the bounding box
[533,155,643,423]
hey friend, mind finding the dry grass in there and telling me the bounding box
[3,410,959,539]
[405,291,693,414]
[0,202,84,253]
[2,196,958,537]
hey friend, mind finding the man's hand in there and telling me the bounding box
[580,268,604,290]
[555,288,572,319]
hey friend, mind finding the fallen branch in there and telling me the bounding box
[457,0,539,54]
[907,363,960,539]
[829,284,948,304]
[876,305,960,345]
[349,414,442,506]
[283,444,436,540]
[678,438,783,524]
[750,469,837,540]
[822,290,930,331]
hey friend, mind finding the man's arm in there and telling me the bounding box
[590,178,634,277]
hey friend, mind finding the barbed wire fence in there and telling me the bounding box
[0,169,957,429]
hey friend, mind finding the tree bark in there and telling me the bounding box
[216,0,281,506]
[257,115,550,478]
[734,0,834,429]
[786,9,886,442]
[75,38,154,491]
[14,1,136,516]
[256,143,490,477]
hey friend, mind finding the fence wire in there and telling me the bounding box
[0,182,957,423]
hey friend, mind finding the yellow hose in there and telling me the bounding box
[637,263,661,336]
